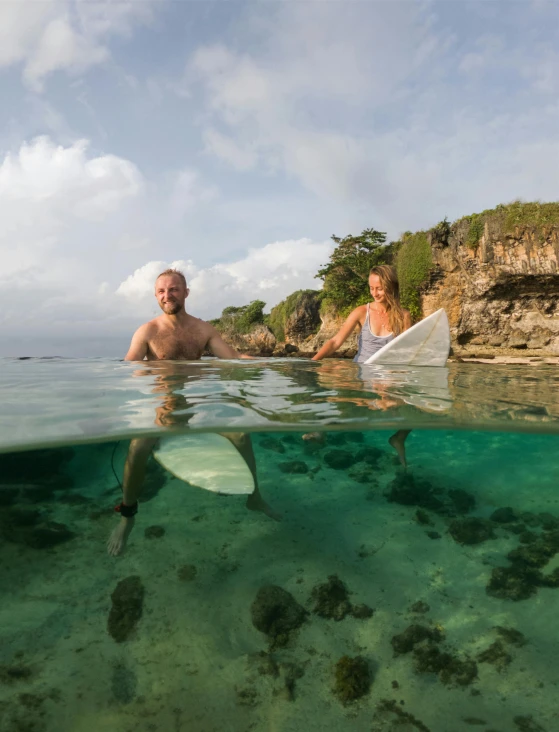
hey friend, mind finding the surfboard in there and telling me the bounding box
[363,308,450,367]
[153,433,254,495]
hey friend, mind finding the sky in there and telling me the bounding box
[0,0,557,357]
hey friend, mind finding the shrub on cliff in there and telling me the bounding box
[267,290,322,342]
[211,300,266,335]
[395,231,433,321]
[316,228,397,315]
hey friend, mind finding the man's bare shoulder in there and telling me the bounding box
[134,318,161,337]
[187,314,216,334]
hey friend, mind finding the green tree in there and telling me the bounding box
[316,228,395,313]
[214,300,266,334]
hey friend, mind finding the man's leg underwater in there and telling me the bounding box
[107,437,158,556]
[389,429,411,469]
[223,432,281,522]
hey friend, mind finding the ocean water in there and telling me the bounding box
[1,358,558,732]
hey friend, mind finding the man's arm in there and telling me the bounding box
[124,325,149,361]
[207,326,243,359]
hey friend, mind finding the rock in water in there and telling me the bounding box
[108,576,145,643]
[250,586,307,648]
[333,656,371,704]
[310,575,352,621]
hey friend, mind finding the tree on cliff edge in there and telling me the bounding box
[316,228,396,313]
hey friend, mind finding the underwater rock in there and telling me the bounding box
[324,450,354,470]
[519,530,539,544]
[494,626,527,647]
[410,601,430,614]
[426,531,441,540]
[26,521,75,549]
[107,576,145,643]
[513,716,546,732]
[354,446,383,465]
[351,603,374,620]
[391,624,444,655]
[333,655,371,704]
[374,699,431,732]
[449,517,495,545]
[508,542,556,569]
[6,505,41,527]
[177,564,197,582]
[348,461,373,483]
[144,525,165,539]
[476,640,512,670]
[490,507,518,523]
[415,509,433,526]
[310,575,352,621]
[486,565,540,601]
[248,651,279,678]
[538,567,559,588]
[0,665,33,684]
[386,474,445,513]
[278,461,309,474]
[539,513,559,530]
[448,489,476,514]
[519,512,541,528]
[259,438,286,454]
[235,686,258,706]
[250,585,307,648]
[111,664,137,704]
[413,643,478,686]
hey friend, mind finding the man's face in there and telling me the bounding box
[155,275,188,315]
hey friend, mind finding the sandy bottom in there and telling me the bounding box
[1,429,558,732]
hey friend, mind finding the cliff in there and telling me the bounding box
[421,204,559,357]
[216,201,559,358]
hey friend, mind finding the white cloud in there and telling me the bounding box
[116,238,333,319]
[0,0,157,91]
[170,169,218,217]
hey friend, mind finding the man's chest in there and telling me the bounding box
[148,327,207,360]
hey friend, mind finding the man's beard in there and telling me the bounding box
[160,301,182,315]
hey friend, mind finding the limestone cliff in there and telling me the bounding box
[421,212,559,356]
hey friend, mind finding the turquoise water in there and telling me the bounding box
[0,358,558,731]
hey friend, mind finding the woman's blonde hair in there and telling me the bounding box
[369,265,406,335]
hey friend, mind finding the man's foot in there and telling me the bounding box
[107,517,135,556]
[246,493,282,522]
[389,433,407,470]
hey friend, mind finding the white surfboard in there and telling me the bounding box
[364,308,450,367]
[153,433,254,495]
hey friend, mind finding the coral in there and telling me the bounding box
[278,461,309,474]
[354,446,383,465]
[107,576,145,643]
[144,525,165,539]
[324,450,355,470]
[490,507,518,523]
[513,716,546,732]
[494,626,527,647]
[391,624,444,655]
[310,575,352,620]
[476,641,512,670]
[250,586,307,648]
[348,461,373,483]
[410,601,430,614]
[415,509,433,526]
[449,517,495,545]
[351,603,374,619]
[448,489,476,514]
[333,655,371,704]
[386,474,445,513]
[374,699,431,732]
[486,566,540,601]
[413,643,478,686]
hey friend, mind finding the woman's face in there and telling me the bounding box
[369,274,386,303]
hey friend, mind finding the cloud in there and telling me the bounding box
[0,0,157,91]
[116,238,333,319]
[182,1,558,233]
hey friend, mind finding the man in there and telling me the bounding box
[107,268,279,556]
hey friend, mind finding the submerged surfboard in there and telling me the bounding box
[153,433,254,495]
[364,308,450,367]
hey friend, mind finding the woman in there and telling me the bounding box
[312,265,412,467]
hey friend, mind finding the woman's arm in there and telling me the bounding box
[312,306,365,361]
[403,310,412,332]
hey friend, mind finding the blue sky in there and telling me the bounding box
[0,0,557,356]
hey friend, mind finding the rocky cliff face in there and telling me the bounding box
[422,219,559,356]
